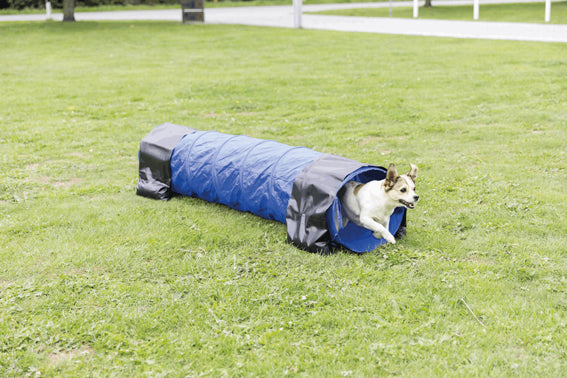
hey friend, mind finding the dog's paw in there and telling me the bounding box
[373,231,396,244]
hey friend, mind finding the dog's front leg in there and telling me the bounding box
[359,215,396,244]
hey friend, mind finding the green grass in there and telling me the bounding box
[313,1,567,24]
[1,21,566,376]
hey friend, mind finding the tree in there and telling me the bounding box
[63,0,75,22]
[424,0,432,7]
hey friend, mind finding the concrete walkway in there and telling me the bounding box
[1,1,566,43]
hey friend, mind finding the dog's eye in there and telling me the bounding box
[401,188,407,193]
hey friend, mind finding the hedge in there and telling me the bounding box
[3,0,184,10]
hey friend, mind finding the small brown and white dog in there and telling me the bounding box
[340,163,419,244]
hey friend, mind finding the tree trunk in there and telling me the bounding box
[63,0,75,22]
[424,0,432,7]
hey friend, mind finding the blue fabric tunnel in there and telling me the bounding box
[170,130,322,225]
[137,123,406,253]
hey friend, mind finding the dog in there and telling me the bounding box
[339,163,419,244]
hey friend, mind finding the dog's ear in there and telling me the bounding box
[385,163,398,189]
[407,164,418,182]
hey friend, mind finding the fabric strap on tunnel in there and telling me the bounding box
[136,123,196,200]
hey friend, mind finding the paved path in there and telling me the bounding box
[1,1,566,43]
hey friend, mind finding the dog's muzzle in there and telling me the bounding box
[399,198,418,209]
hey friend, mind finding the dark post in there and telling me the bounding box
[181,0,204,24]
[63,0,75,22]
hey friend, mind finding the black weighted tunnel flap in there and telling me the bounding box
[286,154,367,253]
[136,123,196,200]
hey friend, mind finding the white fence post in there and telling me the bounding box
[413,0,418,18]
[545,0,551,22]
[473,0,479,20]
[46,1,52,19]
[293,0,302,29]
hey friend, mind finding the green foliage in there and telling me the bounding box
[4,0,38,10]
[2,0,180,11]
[1,22,566,376]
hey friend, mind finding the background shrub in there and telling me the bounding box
[2,0,183,10]
[1,0,258,9]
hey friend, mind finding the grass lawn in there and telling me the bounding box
[1,21,566,376]
[312,1,567,24]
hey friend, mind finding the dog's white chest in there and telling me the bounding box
[342,181,392,226]
[359,194,392,226]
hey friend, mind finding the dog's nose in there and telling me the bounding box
[414,195,419,201]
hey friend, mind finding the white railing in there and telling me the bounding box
[293,0,558,24]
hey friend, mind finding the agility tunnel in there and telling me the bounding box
[136,123,406,253]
